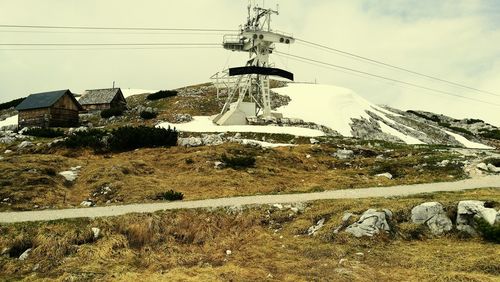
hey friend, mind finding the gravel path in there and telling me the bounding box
[1,175,499,223]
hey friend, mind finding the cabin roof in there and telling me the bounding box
[15,90,81,111]
[79,88,124,105]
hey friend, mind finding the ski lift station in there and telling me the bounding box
[212,3,295,126]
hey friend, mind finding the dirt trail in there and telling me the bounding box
[1,175,499,223]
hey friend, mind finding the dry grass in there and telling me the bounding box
[0,141,468,211]
[0,189,498,281]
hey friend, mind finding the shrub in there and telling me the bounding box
[155,190,184,201]
[64,126,177,152]
[140,111,158,120]
[64,129,107,149]
[108,126,177,151]
[407,111,440,122]
[23,128,64,138]
[475,218,500,243]
[479,129,500,140]
[146,90,178,101]
[101,108,124,119]
[0,97,25,111]
[221,153,256,169]
[466,119,484,124]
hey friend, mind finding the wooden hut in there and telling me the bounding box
[79,88,127,112]
[15,90,83,129]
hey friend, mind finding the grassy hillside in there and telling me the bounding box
[1,188,498,281]
[0,140,467,212]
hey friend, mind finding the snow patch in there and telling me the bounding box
[377,121,425,145]
[0,115,18,128]
[121,89,158,98]
[443,130,493,149]
[157,116,324,137]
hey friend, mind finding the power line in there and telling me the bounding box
[275,51,500,107]
[0,43,220,46]
[0,24,235,33]
[296,38,500,98]
[0,46,221,51]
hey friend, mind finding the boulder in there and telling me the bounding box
[411,202,452,235]
[487,164,500,173]
[307,218,325,236]
[17,141,33,149]
[19,248,32,261]
[202,134,224,146]
[375,173,393,180]
[345,209,392,237]
[4,150,13,154]
[178,137,203,147]
[476,163,488,171]
[0,136,15,144]
[80,200,95,207]
[456,200,500,235]
[333,149,354,160]
[91,227,100,239]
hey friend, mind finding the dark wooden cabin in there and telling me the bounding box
[15,90,83,129]
[78,88,127,111]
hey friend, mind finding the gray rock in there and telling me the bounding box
[91,227,100,239]
[307,218,325,236]
[476,163,488,171]
[345,209,392,237]
[80,200,95,207]
[4,150,13,154]
[178,137,203,147]
[19,248,32,261]
[457,200,499,235]
[202,134,224,146]
[310,138,320,144]
[411,202,452,235]
[375,173,393,179]
[0,136,15,144]
[174,114,193,123]
[487,164,500,173]
[17,141,33,149]
[334,149,354,160]
[214,161,224,169]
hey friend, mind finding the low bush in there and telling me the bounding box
[474,218,500,243]
[221,153,256,169]
[0,97,25,110]
[140,111,158,120]
[407,111,440,122]
[438,123,474,136]
[146,90,178,101]
[23,128,64,138]
[479,129,500,140]
[64,129,107,149]
[466,119,484,124]
[155,190,184,201]
[108,126,177,151]
[64,126,177,152]
[101,108,124,119]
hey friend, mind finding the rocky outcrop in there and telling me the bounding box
[178,134,225,147]
[345,209,392,237]
[456,201,499,235]
[350,117,403,143]
[411,202,452,235]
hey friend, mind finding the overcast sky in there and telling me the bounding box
[1,0,499,125]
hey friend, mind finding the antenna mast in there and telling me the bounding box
[212,2,295,126]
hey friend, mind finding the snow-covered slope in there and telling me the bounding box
[121,89,158,98]
[274,84,386,137]
[273,83,492,149]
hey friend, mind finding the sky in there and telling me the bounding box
[1,0,499,125]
